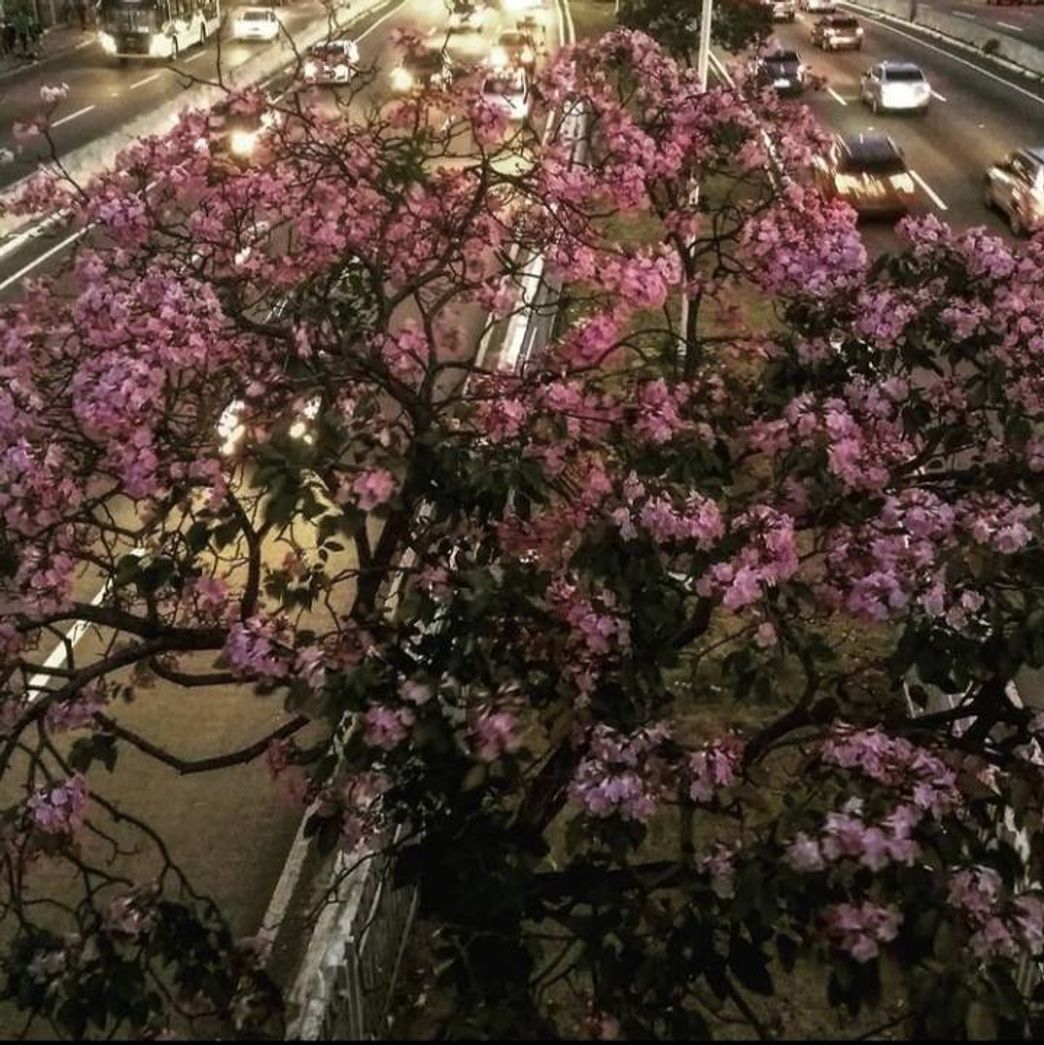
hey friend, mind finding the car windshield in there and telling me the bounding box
[484,75,524,95]
[98,0,162,32]
[240,10,271,20]
[830,17,858,28]
[885,67,924,82]
[766,51,798,65]
[841,152,906,175]
[311,44,349,59]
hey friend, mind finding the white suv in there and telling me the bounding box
[984,147,1044,236]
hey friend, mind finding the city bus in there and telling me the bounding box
[97,0,222,60]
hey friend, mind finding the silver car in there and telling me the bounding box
[860,62,931,114]
[762,0,796,21]
[984,147,1044,236]
[799,0,836,11]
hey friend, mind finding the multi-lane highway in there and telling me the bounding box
[708,1,1044,247]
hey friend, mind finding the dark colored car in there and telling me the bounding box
[491,30,539,74]
[813,133,919,218]
[756,50,807,96]
[207,101,284,166]
[390,48,456,94]
[811,14,863,50]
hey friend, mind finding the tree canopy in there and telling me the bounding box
[1,28,1044,1041]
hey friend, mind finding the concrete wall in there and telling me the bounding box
[0,0,388,240]
[844,0,1044,77]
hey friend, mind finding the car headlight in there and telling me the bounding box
[230,130,258,156]
[490,46,508,68]
[304,60,318,78]
[99,31,117,55]
[348,45,360,64]
[521,47,534,63]
[149,33,167,57]
[891,174,915,193]
[218,400,246,456]
[391,67,413,91]
[856,27,864,35]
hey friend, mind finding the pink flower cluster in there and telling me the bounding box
[821,901,902,963]
[688,736,743,804]
[26,775,88,837]
[569,723,671,822]
[948,867,1044,960]
[321,770,392,853]
[362,704,416,751]
[628,493,724,550]
[547,577,631,657]
[104,888,159,939]
[471,710,522,762]
[820,726,959,818]
[44,682,108,733]
[787,805,920,874]
[224,614,295,680]
[696,505,798,611]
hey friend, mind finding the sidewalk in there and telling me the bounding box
[0,22,94,83]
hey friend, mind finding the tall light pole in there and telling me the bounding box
[696,0,714,91]
[680,0,714,371]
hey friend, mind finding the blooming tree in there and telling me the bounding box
[2,28,1044,1040]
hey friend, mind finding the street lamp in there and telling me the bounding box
[680,0,715,369]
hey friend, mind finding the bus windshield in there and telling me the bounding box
[98,0,163,32]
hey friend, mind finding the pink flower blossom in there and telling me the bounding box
[822,901,902,963]
[471,710,522,762]
[362,705,415,750]
[352,469,397,511]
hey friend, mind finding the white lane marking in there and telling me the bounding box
[75,39,93,50]
[184,51,208,62]
[911,169,947,211]
[26,575,115,702]
[997,21,1024,33]
[129,73,160,90]
[931,89,947,102]
[51,105,96,129]
[827,86,848,106]
[0,227,87,292]
[954,11,977,21]
[839,3,1044,108]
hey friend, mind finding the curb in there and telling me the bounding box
[0,30,94,86]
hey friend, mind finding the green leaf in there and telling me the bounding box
[728,936,773,996]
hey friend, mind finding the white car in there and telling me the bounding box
[799,0,835,11]
[304,39,360,84]
[448,0,488,31]
[860,61,931,114]
[481,69,530,122]
[232,7,280,42]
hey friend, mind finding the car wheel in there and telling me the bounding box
[170,37,179,62]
